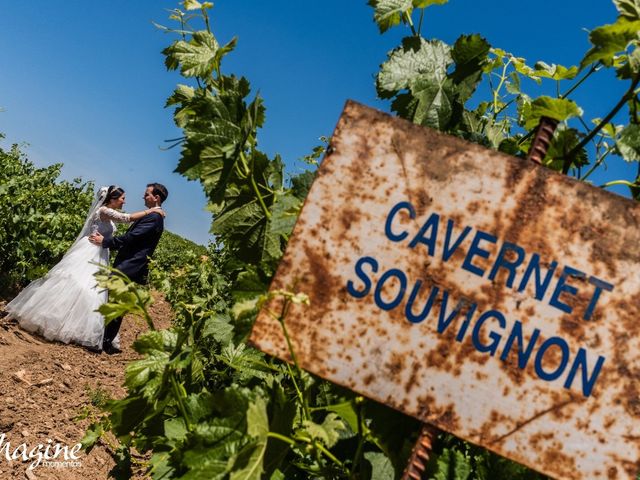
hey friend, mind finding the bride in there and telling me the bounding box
[5,185,164,351]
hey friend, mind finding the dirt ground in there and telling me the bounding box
[0,292,172,480]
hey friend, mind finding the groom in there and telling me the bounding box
[89,182,168,354]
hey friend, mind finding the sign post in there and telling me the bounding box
[250,101,640,480]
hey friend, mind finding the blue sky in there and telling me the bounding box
[0,1,629,245]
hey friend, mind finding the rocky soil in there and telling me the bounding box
[0,292,172,480]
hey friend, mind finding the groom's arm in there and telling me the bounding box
[102,213,162,250]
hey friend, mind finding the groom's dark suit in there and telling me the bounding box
[102,212,164,347]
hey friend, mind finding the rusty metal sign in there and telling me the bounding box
[249,101,640,480]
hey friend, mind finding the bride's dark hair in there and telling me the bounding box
[102,185,125,206]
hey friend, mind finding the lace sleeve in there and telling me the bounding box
[99,206,131,224]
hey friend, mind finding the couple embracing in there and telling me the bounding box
[5,183,168,354]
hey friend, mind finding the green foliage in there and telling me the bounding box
[88,1,640,479]
[96,267,156,330]
[372,0,640,194]
[521,96,582,130]
[0,141,93,296]
[423,434,547,480]
[368,0,448,33]
[151,230,208,275]
[616,123,640,160]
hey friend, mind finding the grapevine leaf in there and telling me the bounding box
[433,448,472,480]
[184,0,203,10]
[614,0,640,20]
[505,80,520,96]
[229,397,268,480]
[80,423,103,452]
[390,92,416,119]
[522,96,582,130]
[107,396,150,437]
[231,266,265,326]
[450,34,490,74]
[378,37,455,129]
[377,37,452,98]
[618,47,640,77]
[366,402,420,472]
[164,31,218,77]
[183,0,213,11]
[181,450,229,480]
[270,190,301,239]
[581,18,640,68]
[368,0,413,33]
[231,297,260,322]
[297,413,347,448]
[269,470,285,480]
[545,127,588,171]
[263,382,296,476]
[202,312,234,343]
[533,61,579,80]
[166,84,196,127]
[410,76,455,129]
[232,266,267,302]
[184,392,216,423]
[616,123,640,161]
[260,218,283,269]
[124,352,170,390]
[212,200,265,245]
[150,453,175,479]
[450,34,491,104]
[365,452,395,480]
[219,342,271,381]
[133,329,178,354]
[511,55,538,80]
[291,170,316,200]
[191,353,206,384]
[325,400,359,432]
[164,32,237,79]
[266,154,284,189]
[165,417,189,442]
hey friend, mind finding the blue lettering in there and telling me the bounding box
[517,254,558,300]
[550,266,585,315]
[488,241,525,287]
[404,280,439,324]
[563,348,605,397]
[499,320,540,368]
[374,269,407,311]
[534,337,570,381]
[346,256,378,298]
[385,201,416,242]
[583,276,614,320]
[437,291,463,333]
[455,303,478,342]
[442,220,471,262]
[471,310,505,356]
[461,230,497,277]
[409,213,440,256]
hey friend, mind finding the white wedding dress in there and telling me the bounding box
[6,194,132,350]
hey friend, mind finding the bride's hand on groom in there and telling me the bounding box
[88,232,103,245]
[149,207,166,218]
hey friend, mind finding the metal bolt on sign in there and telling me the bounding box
[526,116,560,165]
[401,116,559,480]
[401,424,439,479]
